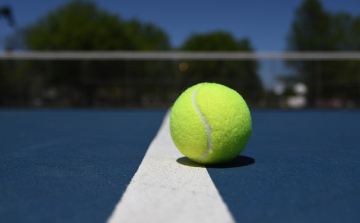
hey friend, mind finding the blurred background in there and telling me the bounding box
[1,0,360,109]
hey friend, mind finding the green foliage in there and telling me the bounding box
[24,1,170,50]
[126,19,171,50]
[1,0,172,107]
[351,16,360,49]
[287,0,360,105]
[287,0,333,51]
[180,31,264,103]
[182,32,246,51]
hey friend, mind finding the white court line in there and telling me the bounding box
[107,111,235,223]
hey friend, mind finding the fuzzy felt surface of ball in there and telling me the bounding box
[170,83,252,165]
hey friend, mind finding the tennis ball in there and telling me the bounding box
[170,83,252,165]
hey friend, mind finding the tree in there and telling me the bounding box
[180,31,263,104]
[4,0,171,107]
[126,19,171,50]
[287,0,333,51]
[287,0,360,107]
[0,6,15,105]
[23,1,170,51]
[350,16,360,49]
[0,6,15,27]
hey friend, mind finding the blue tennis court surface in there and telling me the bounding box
[1,109,359,222]
[209,111,360,222]
[0,110,166,223]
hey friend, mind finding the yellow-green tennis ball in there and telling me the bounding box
[170,82,252,165]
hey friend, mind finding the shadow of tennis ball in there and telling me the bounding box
[176,157,204,168]
[177,155,255,169]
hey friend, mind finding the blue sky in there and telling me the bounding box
[1,0,360,51]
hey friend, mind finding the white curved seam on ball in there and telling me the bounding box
[192,84,212,161]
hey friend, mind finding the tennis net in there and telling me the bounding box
[1,51,360,109]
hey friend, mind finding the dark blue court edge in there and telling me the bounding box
[0,109,166,223]
[207,111,360,223]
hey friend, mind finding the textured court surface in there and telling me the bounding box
[0,109,359,223]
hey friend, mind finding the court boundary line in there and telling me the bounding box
[106,111,235,223]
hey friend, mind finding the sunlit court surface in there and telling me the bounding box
[1,0,360,222]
